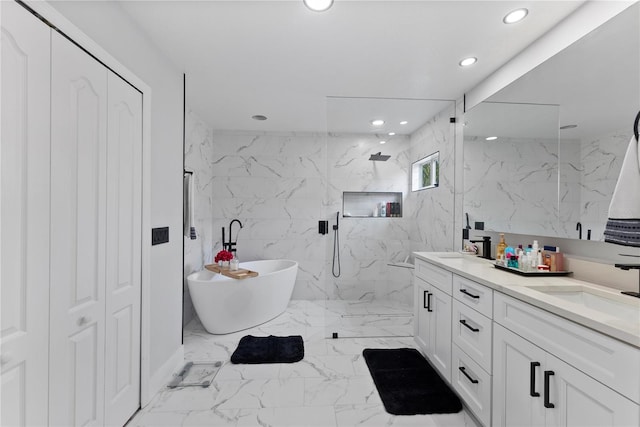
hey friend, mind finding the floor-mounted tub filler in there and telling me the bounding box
[187,259,298,334]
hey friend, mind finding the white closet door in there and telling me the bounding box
[0,3,51,426]
[104,72,142,427]
[49,30,108,427]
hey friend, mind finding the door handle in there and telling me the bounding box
[459,319,479,332]
[459,289,480,299]
[459,366,479,384]
[423,290,428,309]
[530,362,540,397]
[77,316,90,326]
[426,292,433,312]
[544,370,555,408]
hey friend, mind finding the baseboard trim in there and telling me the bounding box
[143,345,184,406]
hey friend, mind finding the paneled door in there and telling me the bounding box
[104,72,142,427]
[1,2,51,426]
[49,30,109,426]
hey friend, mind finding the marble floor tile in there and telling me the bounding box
[129,299,480,427]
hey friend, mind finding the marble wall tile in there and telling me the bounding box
[463,136,560,236]
[184,102,459,324]
[407,105,457,253]
[184,110,216,325]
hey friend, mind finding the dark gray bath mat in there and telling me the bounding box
[231,335,304,364]
[363,348,462,415]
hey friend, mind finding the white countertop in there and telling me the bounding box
[414,252,640,349]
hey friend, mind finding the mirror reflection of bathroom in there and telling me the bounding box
[323,96,454,338]
[463,3,640,242]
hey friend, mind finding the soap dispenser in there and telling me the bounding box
[496,233,507,261]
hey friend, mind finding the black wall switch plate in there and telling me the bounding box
[319,220,329,235]
[474,221,484,231]
[152,227,169,245]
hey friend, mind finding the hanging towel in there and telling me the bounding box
[603,136,640,247]
[183,173,197,240]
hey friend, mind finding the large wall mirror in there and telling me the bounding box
[464,4,639,241]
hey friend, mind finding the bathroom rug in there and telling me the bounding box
[231,335,304,364]
[363,348,462,415]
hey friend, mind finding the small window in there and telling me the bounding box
[411,152,439,191]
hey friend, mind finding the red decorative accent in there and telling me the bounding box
[214,250,233,263]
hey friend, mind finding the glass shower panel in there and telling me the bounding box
[323,96,455,339]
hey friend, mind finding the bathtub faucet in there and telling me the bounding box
[223,219,243,255]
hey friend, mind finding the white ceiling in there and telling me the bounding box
[464,3,639,141]
[117,0,586,133]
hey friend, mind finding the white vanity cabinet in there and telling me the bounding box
[414,259,453,382]
[451,275,494,426]
[493,293,640,427]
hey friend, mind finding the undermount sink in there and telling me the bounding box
[524,285,640,324]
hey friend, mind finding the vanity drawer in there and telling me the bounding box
[453,299,492,374]
[415,259,453,295]
[453,275,493,318]
[494,292,640,404]
[452,344,491,427]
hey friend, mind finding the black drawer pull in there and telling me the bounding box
[459,319,479,332]
[530,362,540,397]
[544,370,555,408]
[426,292,433,312]
[459,289,480,299]
[459,366,479,384]
[423,290,428,309]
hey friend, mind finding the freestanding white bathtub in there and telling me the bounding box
[187,259,298,334]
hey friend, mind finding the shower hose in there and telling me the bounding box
[332,211,341,278]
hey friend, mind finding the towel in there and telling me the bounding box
[603,136,640,247]
[183,173,196,240]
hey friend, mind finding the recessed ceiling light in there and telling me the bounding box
[379,140,387,144]
[252,115,267,121]
[388,132,396,136]
[399,121,408,125]
[503,8,528,24]
[459,57,477,67]
[303,0,333,12]
[486,136,498,141]
[371,119,385,126]
[560,124,578,130]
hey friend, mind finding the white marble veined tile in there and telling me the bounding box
[213,378,305,410]
[304,376,381,407]
[234,406,337,427]
[214,362,281,381]
[278,354,357,379]
[148,386,218,412]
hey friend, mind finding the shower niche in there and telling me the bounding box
[342,191,403,218]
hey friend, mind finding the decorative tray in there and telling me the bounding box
[493,264,572,277]
[205,264,259,279]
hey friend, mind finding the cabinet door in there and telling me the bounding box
[428,285,452,382]
[414,278,431,352]
[1,3,51,426]
[493,324,546,427]
[545,353,640,427]
[104,72,142,427]
[49,30,108,427]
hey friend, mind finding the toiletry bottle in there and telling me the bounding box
[537,249,543,267]
[380,203,386,217]
[496,233,507,260]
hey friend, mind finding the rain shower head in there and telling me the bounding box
[369,152,391,161]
